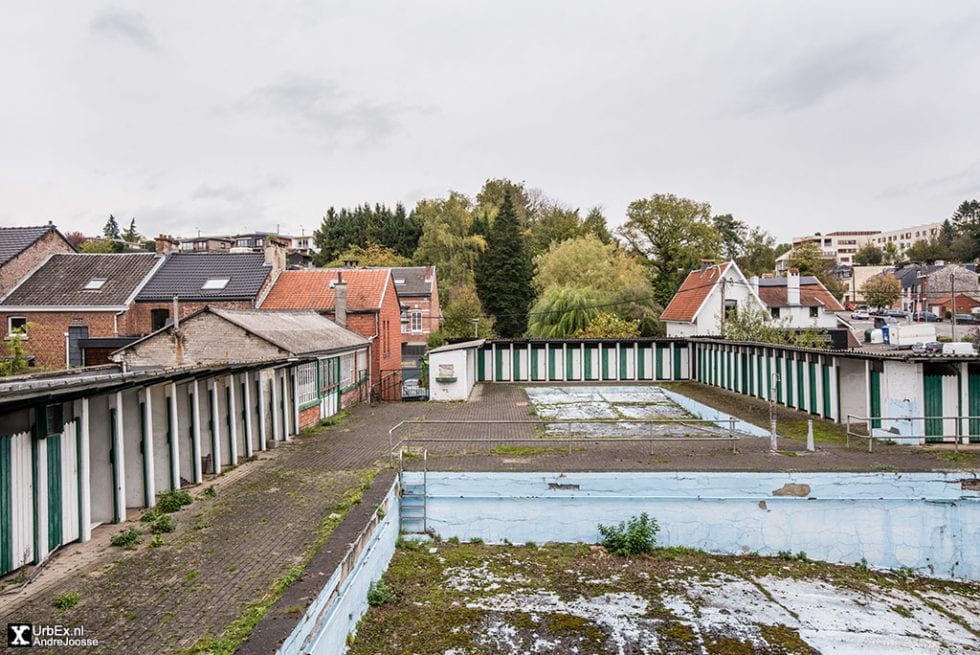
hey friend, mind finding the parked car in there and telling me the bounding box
[401,378,428,400]
[911,311,941,322]
[886,309,909,319]
[912,341,943,353]
[850,310,870,320]
[954,313,979,325]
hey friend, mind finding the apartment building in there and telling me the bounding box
[788,222,944,266]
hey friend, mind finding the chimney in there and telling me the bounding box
[700,258,715,271]
[334,271,347,328]
[263,239,286,272]
[156,234,179,255]
[343,259,359,268]
[787,268,800,305]
[749,275,759,296]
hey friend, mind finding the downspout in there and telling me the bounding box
[114,310,125,337]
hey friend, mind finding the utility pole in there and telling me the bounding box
[951,272,957,341]
[719,275,729,336]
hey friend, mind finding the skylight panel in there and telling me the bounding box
[201,278,230,290]
[83,278,106,290]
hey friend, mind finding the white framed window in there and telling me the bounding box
[201,278,230,290]
[319,358,337,394]
[295,361,318,406]
[7,316,27,338]
[340,353,354,389]
[411,310,423,333]
[180,241,194,250]
[83,278,107,290]
[236,239,249,247]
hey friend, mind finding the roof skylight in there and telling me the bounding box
[201,278,230,290]
[83,278,107,291]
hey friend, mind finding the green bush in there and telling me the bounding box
[151,515,176,534]
[157,489,193,513]
[367,579,396,606]
[597,512,659,556]
[53,592,80,610]
[110,528,142,550]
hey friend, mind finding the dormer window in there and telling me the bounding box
[201,278,230,290]
[394,279,405,284]
[84,278,107,291]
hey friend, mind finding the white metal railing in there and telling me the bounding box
[387,418,746,466]
[845,414,980,452]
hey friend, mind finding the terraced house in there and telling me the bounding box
[125,248,283,334]
[0,253,163,367]
[260,268,402,399]
[0,223,76,297]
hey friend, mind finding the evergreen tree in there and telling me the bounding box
[102,214,121,240]
[581,207,613,244]
[121,218,140,243]
[476,194,534,337]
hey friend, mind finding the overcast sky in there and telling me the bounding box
[1,1,978,243]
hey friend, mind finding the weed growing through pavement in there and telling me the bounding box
[598,512,660,557]
[53,592,80,610]
[110,528,142,550]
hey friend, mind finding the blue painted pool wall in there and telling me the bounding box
[278,481,400,655]
[403,471,979,580]
[658,387,771,437]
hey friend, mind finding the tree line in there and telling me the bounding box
[311,179,789,342]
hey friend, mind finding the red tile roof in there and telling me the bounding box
[260,269,391,312]
[757,280,845,311]
[660,263,731,322]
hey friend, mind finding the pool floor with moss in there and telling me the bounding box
[347,541,980,655]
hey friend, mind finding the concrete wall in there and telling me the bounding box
[277,481,399,655]
[405,471,980,580]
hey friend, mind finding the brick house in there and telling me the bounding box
[391,266,441,381]
[259,268,403,398]
[0,253,163,367]
[0,224,76,297]
[126,249,283,335]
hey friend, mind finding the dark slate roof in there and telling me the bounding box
[391,266,433,296]
[0,225,69,266]
[136,252,272,301]
[0,254,161,307]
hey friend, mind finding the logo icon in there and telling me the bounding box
[7,624,32,647]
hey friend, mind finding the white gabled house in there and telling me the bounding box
[661,261,766,337]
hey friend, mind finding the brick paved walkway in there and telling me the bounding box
[1,383,973,654]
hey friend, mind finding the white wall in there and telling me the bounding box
[430,348,475,401]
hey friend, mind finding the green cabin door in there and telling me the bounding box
[1,436,12,574]
[477,349,486,381]
[740,354,748,394]
[47,434,62,552]
[796,361,806,410]
[822,365,832,418]
[924,372,944,440]
[869,370,881,428]
[655,347,664,380]
[785,359,794,407]
[968,365,980,442]
[673,345,683,379]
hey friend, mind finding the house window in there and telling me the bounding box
[770,307,781,319]
[8,316,27,338]
[295,361,318,406]
[83,278,107,291]
[235,239,250,247]
[201,278,230,290]
[257,238,264,246]
[318,358,337,394]
[150,309,170,331]
[180,241,194,251]
[724,300,738,320]
[401,310,409,334]
[411,310,423,333]
[809,306,819,318]
[340,353,355,389]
